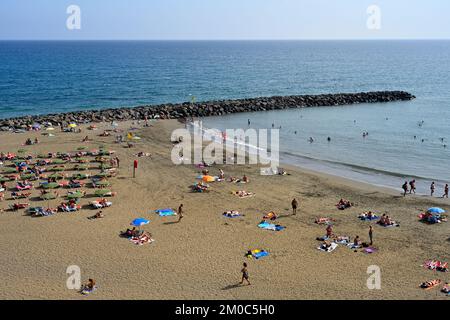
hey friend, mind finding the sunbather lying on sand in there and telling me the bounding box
[315,217,334,225]
[420,279,441,290]
[223,210,240,217]
[442,283,450,294]
[234,190,254,198]
[263,211,278,220]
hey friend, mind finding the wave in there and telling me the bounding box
[281,151,441,182]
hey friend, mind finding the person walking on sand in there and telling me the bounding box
[443,184,449,198]
[291,198,298,215]
[369,226,373,245]
[409,179,416,194]
[431,182,435,196]
[115,157,120,168]
[240,262,251,286]
[177,204,184,222]
[402,181,409,197]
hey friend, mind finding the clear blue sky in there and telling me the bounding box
[0,0,449,40]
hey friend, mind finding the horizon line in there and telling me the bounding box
[1,38,450,41]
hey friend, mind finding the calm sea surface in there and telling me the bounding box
[1,40,449,192]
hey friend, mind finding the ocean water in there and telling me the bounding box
[1,40,450,192]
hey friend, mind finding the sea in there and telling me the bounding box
[1,40,450,194]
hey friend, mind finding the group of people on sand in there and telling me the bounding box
[336,198,353,210]
[24,138,39,146]
[402,180,449,198]
[377,214,397,227]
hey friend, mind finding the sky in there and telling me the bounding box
[0,0,449,40]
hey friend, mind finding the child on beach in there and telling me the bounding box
[240,262,251,286]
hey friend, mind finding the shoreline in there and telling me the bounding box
[0,91,415,130]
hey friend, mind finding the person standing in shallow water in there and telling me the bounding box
[291,198,298,215]
[443,184,449,198]
[402,181,408,196]
[409,180,416,194]
[430,182,435,197]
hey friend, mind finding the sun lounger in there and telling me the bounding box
[90,199,112,209]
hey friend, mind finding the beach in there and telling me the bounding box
[0,119,448,300]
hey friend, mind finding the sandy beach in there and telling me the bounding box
[0,119,448,300]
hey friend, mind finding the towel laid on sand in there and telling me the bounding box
[317,242,338,252]
[247,249,269,259]
[155,208,177,216]
[258,221,285,231]
[223,210,242,218]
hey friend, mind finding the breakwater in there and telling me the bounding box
[0,91,415,130]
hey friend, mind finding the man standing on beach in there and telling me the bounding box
[369,226,373,245]
[291,198,298,215]
[431,182,435,196]
[178,204,184,222]
[115,157,120,168]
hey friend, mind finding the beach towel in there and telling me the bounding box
[223,210,242,218]
[247,249,269,259]
[155,208,177,217]
[334,236,350,245]
[363,247,378,254]
[258,221,285,231]
[316,235,330,241]
[347,243,362,249]
[378,222,400,228]
[317,242,338,252]
[80,286,97,295]
[358,214,379,221]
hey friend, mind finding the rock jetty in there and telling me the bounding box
[0,91,415,130]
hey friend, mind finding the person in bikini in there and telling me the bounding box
[240,262,251,286]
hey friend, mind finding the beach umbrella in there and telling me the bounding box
[427,207,445,214]
[130,218,149,227]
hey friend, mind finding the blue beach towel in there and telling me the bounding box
[155,208,176,216]
[359,215,379,221]
[258,221,285,231]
